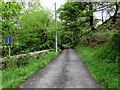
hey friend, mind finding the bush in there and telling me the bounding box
[80,30,118,47]
[94,31,120,62]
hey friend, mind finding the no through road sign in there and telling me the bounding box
[4,35,12,44]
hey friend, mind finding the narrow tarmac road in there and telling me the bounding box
[19,48,101,88]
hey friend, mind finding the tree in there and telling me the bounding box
[95,2,120,30]
[89,2,95,30]
[58,2,97,45]
[94,2,120,24]
[16,2,62,54]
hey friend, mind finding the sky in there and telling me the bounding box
[40,0,67,21]
[41,0,67,11]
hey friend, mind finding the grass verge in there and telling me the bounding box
[75,46,118,88]
[2,51,58,88]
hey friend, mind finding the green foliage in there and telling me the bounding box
[97,11,120,31]
[1,2,22,35]
[2,51,58,88]
[1,2,62,56]
[75,46,118,88]
[17,8,63,53]
[74,4,120,87]
[3,57,17,70]
[2,54,31,70]
[111,31,120,51]
[58,2,98,45]
[17,9,52,53]
[57,2,120,46]
[94,31,120,62]
[80,30,118,47]
[1,2,22,56]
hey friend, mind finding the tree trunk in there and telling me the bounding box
[102,10,104,23]
[110,2,119,29]
[112,2,119,23]
[89,2,95,30]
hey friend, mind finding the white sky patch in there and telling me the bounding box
[94,10,114,24]
[41,0,66,12]
[40,0,66,21]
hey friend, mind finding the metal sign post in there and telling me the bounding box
[4,35,12,56]
[8,45,11,56]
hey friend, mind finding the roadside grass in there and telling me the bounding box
[75,46,118,88]
[2,51,58,88]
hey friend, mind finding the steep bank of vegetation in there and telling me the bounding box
[75,30,119,88]
[94,31,120,61]
[75,29,119,88]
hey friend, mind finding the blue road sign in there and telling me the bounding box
[4,35,12,44]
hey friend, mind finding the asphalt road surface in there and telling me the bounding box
[19,48,101,88]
